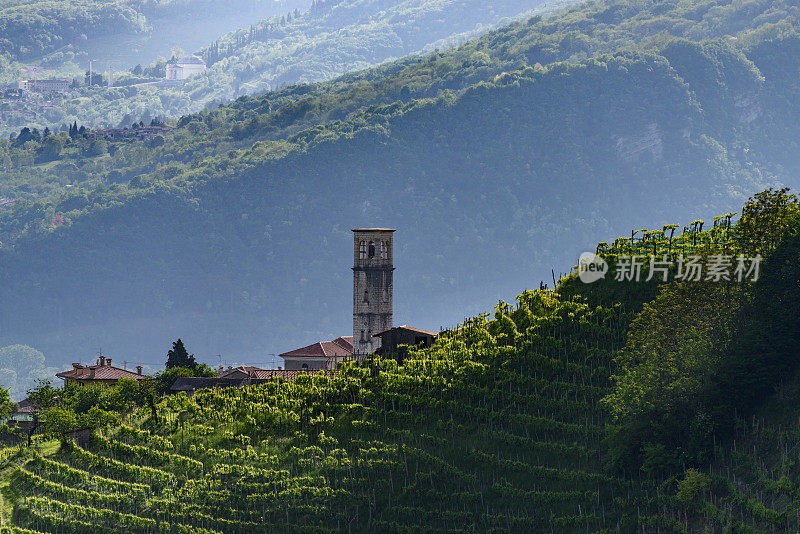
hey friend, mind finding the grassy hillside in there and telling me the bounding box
[2,191,799,532]
[11,289,637,532]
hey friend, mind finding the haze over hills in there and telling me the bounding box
[3,0,800,373]
[5,1,800,531]
[5,191,800,532]
[0,0,310,81]
[0,0,569,136]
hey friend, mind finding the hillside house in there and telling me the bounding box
[86,125,175,142]
[279,336,353,371]
[1,88,23,99]
[373,326,438,355]
[217,365,263,379]
[19,79,70,93]
[166,56,207,80]
[9,398,39,423]
[56,356,149,387]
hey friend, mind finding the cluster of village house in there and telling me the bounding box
[12,229,437,419]
[2,55,208,101]
[1,55,206,140]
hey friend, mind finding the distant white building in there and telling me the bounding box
[166,55,207,80]
[19,78,70,93]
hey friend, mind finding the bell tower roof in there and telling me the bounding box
[352,228,396,232]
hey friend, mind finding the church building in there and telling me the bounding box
[279,229,395,370]
[277,228,434,370]
[166,55,207,80]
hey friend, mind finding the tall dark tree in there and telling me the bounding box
[166,339,197,369]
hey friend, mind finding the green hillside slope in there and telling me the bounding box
[7,0,800,205]
[0,0,566,136]
[12,289,636,532]
[3,0,800,369]
[0,39,781,367]
[0,0,146,66]
[0,0,308,78]
[3,190,800,532]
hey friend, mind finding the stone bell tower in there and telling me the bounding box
[352,228,395,356]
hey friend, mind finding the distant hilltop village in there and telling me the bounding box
[49,229,438,396]
[2,55,207,100]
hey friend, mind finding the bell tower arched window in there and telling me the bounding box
[368,241,375,258]
[359,241,366,259]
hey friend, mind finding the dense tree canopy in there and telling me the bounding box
[165,339,197,369]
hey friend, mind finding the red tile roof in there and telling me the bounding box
[280,336,353,359]
[57,364,148,381]
[331,336,353,351]
[373,325,438,337]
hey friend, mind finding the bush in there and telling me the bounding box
[675,468,711,507]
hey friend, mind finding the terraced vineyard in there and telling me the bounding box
[4,287,650,533]
[5,203,800,532]
[595,212,739,259]
[640,404,800,533]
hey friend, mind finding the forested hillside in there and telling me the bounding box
[4,190,800,532]
[0,0,307,76]
[4,0,800,369]
[0,0,563,136]
[7,0,798,202]
[0,0,146,64]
